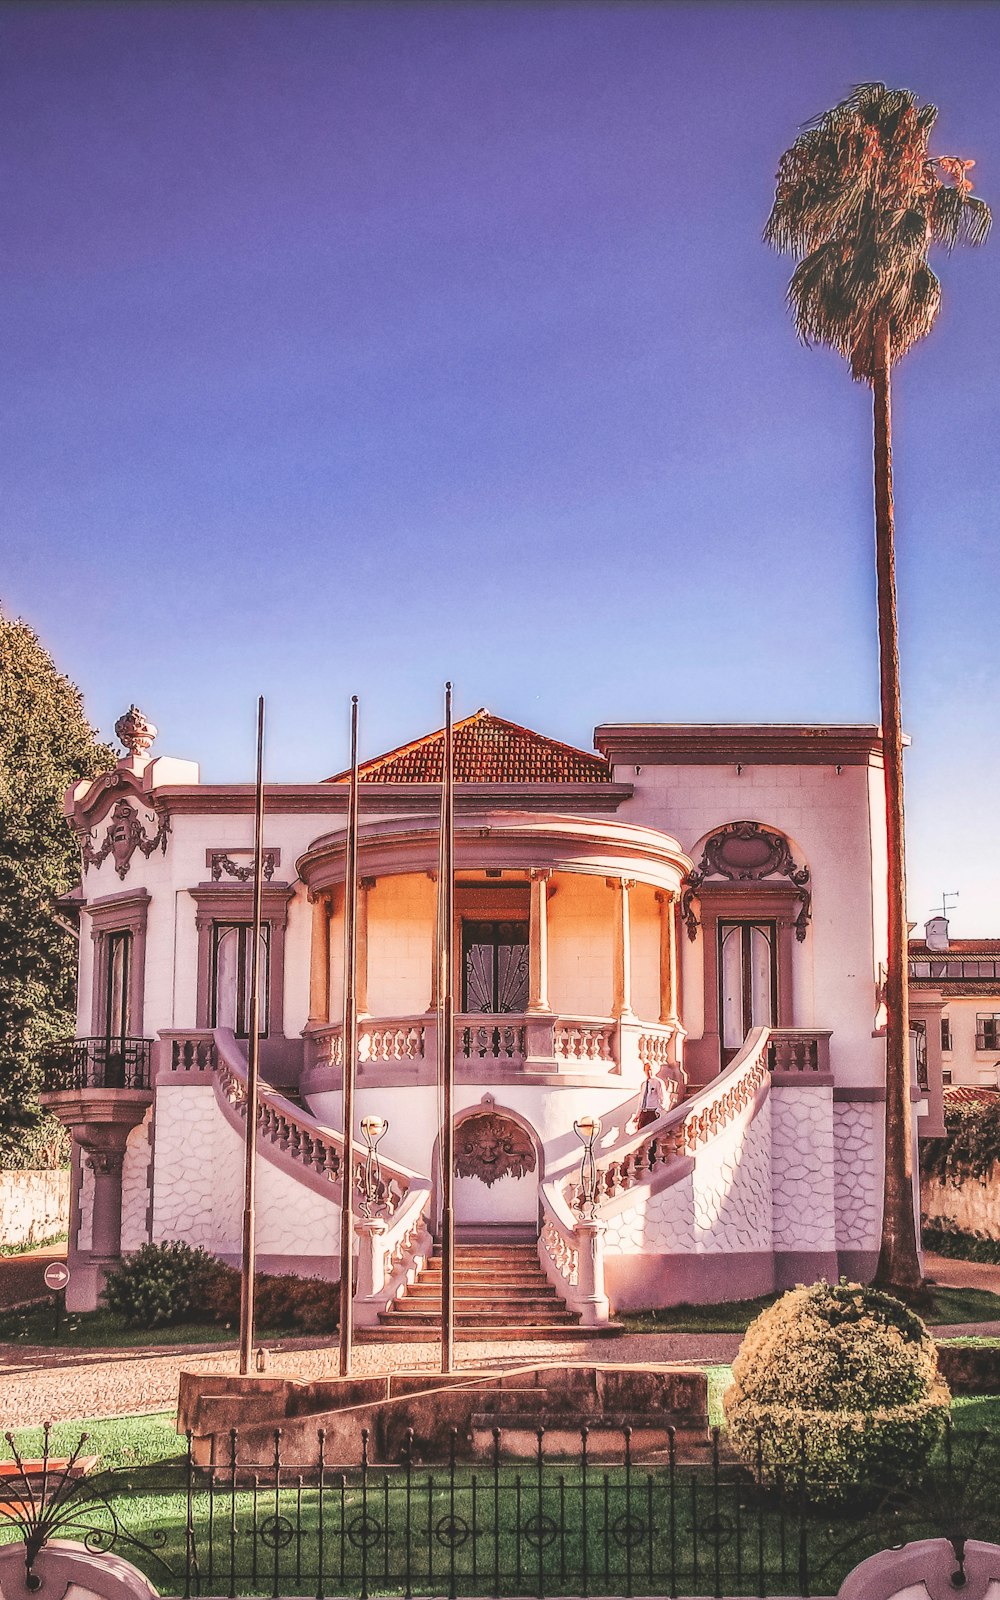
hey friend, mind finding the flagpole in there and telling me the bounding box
[338,696,360,1377]
[440,682,456,1374]
[239,695,266,1378]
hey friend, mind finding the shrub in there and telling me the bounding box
[104,1241,215,1327]
[921,1216,1000,1263]
[724,1282,950,1504]
[103,1241,339,1334]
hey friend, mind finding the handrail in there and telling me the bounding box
[211,1029,426,1220]
[563,1025,774,1216]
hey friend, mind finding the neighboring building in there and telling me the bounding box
[909,918,1000,1129]
[43,706,912,1322]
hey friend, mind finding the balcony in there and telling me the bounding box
[305,1012,677,1087]
[41,1036,154,1093]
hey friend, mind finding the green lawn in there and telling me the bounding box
[619,1283,1000,1335]
[3,1404,998,1598]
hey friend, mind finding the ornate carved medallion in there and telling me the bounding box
[81,797,170,880]
[681,820,811,942]
[455,1113,536,1187]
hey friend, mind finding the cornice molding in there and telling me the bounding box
[139,781,634,817]
[593,723,895,767]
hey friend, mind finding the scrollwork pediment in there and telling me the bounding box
[681,820,811,942]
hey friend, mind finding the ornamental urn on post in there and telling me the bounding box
[115,705,157,773]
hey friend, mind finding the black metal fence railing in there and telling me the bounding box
[3,1420,1000,1599]
[40,1036,153,1092]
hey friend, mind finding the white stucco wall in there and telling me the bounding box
[119,1112,153,1252]
[151,1084,338,1264]
[769,1085,836,1253]
[612,760,886,1088]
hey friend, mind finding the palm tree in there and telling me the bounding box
[765,84,990,1291]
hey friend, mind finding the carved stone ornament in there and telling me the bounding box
[681,820,812,943]
[81,797,170,880]
[114,705,157,760]
[455,1113,536,1188]
[210,850,278,883]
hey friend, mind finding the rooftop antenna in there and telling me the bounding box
[933,891,959,920]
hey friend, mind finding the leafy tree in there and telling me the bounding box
[765,85,990,1291]
[0,610,114,1165]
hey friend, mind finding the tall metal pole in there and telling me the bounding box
[238,695,266,1378]
[440,683,456,1373]
[338,696,361,1376]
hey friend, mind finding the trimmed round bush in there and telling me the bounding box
[723,1282,950,1503]
[103,1240,215,1327]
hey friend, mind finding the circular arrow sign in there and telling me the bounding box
[44,1261,70,1292]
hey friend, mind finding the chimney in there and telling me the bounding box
[925,916,950,952]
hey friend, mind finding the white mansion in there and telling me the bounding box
[43,706,921,1325]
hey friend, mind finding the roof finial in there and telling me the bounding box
[115,705,157,770]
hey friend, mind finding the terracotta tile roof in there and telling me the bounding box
[910,939,1000,955]
[943,1085,1000,1111]
[325,709,612,786]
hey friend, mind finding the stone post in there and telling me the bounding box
[527,869,551,1014]
[573,1218,610,1325]
[656,890,678,1026]
[354,1215,389,1323]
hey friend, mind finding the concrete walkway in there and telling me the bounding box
[2,1248,997,1431]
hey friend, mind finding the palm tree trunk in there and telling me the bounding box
[871,320,922,1292]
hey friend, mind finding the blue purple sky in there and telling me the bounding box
[4,2,998,930]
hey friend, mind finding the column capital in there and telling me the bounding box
[606,875,638,892]
[655,889,677,906]
[360,876,377,891]
[528,867,552,884]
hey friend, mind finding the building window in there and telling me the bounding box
[942,1070,953,1085]
[718,920,777,1065]
[913,1019,928,1091]
[976,1014,1000,1052]
[462,920,529,1013]
[103,930,132,1042]
[211,923,270,1037]
[941,1016,952,1052]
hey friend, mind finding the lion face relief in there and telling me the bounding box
[455,1113,536,1188]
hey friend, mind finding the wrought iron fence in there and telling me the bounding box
[40,1036,153,1092]
[2,1420,999,1598]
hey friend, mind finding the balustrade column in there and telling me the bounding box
[656,890,679,1026]
[357,877,375,1019]
[610,877,637,1020]
[308,891,332,1026]
[527,869,551,1013]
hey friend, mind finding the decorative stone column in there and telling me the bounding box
[357,878,375,1019]
[527,869,551,1013]
[426,869,439,1012]
[39,1086,151,1310]
[656,890,679,1026]
[610,877,637,1020]
[308,891,332,1026]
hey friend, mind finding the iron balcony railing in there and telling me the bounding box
[41,1036,153,1093]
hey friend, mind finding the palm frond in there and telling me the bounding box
[766,81,988,382]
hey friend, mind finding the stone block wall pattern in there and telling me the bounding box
[0,1170,70,1247]
[834,1100,883,1252]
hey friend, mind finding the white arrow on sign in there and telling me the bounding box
[43,1261,71,1291]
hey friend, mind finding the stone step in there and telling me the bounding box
[357,1322,623,1343]
[380,1307,580,1327]
[393,1298,568,1317]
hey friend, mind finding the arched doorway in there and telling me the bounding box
[450,1100,540,1240]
